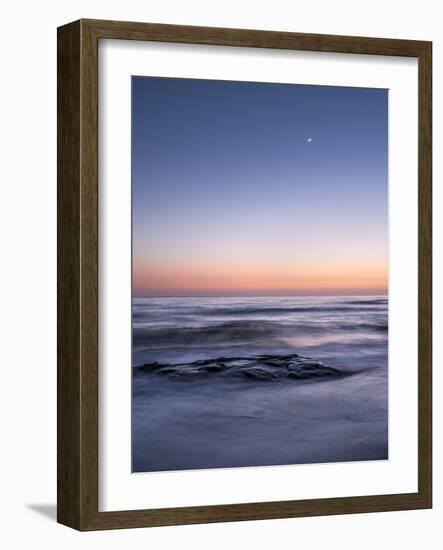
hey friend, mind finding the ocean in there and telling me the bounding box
[132,296,388,472]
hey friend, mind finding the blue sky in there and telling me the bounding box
[132,76,388,296]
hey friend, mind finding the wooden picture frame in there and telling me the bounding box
[57,18,432,530]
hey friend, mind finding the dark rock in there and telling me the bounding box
[200,363,225,373]
[135,353,348,383]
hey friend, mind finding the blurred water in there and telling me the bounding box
[132,296,388,472]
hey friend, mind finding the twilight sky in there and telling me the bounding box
[132,76,388,297]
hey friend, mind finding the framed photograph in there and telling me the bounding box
[57,19,432,530]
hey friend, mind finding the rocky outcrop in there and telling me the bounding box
[135,353,346,382]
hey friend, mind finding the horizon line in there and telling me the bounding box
[133,293,388,299]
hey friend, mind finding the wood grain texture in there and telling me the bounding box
[83,18,428,56]
[417,42,432,507]
[57,20,81,528]
[57,19,432,531]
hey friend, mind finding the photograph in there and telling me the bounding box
[131,76,389,473]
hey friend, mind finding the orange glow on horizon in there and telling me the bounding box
[133,262,388,296]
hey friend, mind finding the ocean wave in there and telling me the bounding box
[134,305,386,318]
[206,303,386,315]
[133,320,279,347]
[133,319,387,348]
[346,298,387,305]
